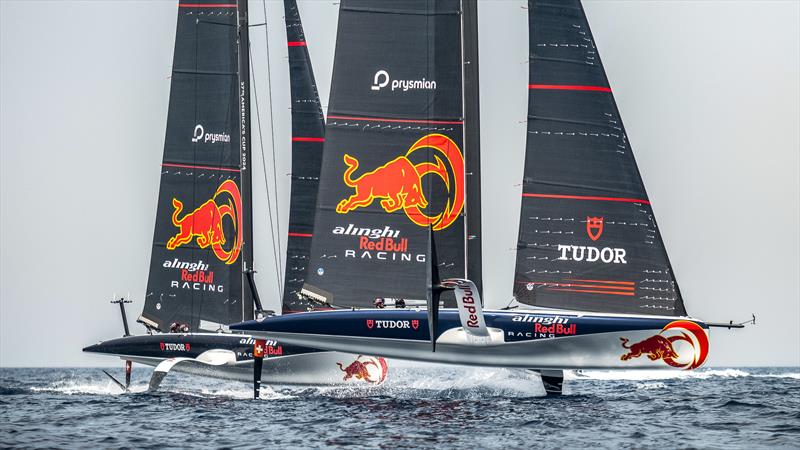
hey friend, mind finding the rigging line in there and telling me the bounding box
[262,0,284,299]
[249,34,283,300]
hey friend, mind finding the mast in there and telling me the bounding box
[461,0,482,296]
[238,0,255,320]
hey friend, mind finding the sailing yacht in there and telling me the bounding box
[230,0,746,394]
[83,0,387,393]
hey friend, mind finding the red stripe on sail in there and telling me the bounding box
[519,281,634,291]
[327,115,463,125]
[546,288,635,297]
[179,3,237,8]
[567,279,636,286]
[528,84,611,92]
[287,41,307,47]
[288,232,313,237]
[291,137,325,142]
[162,163,240,173]
[522,193,650,205]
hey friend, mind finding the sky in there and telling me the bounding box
[1,0,798,367]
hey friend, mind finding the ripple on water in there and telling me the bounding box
[0,367,798,449]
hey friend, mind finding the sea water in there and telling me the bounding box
[1,366,798,449]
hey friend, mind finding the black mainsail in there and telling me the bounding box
[139,0,250,331]
[301,0,476,308]
[281,0,327,313]
[513,0,687,316]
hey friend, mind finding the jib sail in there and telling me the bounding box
[139,0,247,331]
[280,0,327,313]
[301,0,471,308]
[512,0,687,316]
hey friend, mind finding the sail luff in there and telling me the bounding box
[461,0,483,296]
[237,0,255,321]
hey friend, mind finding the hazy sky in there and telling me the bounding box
[1,0,798,367]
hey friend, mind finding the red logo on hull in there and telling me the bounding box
[336,355,388,383]
[253,339,266,358]
[620,320,709,370]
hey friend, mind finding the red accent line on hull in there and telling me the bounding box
[528,84,611,92]
[327,115,463,125]
[162,163,240,173]
[291,137,325,142]
[287,41,307,47]
[288,232,312,237]
[522,193,651,205]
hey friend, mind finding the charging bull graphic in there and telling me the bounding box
[620,320,709,370]
[336,355,389,384]
[166,179,242,264]
[336,133,464,231]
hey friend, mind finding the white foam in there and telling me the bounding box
[752,372,800,380]
[192,386,296,400]
[30,379,148,396]
[566,368,800,381]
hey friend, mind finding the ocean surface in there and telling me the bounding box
[1,366,798,449]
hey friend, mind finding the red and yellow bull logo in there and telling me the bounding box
[166,179,242,264]
[620,320,709,370]
[336,133,464,231]
[336,355,389,384]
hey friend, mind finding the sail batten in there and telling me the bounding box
[513,0,687,316]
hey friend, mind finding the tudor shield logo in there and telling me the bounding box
[586,216,604,241]
[366,319,374,329]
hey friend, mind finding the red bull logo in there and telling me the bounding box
[166,179,242,264]
[336,134,464,231]
[620,320,709,370]
[336,355,388,384]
